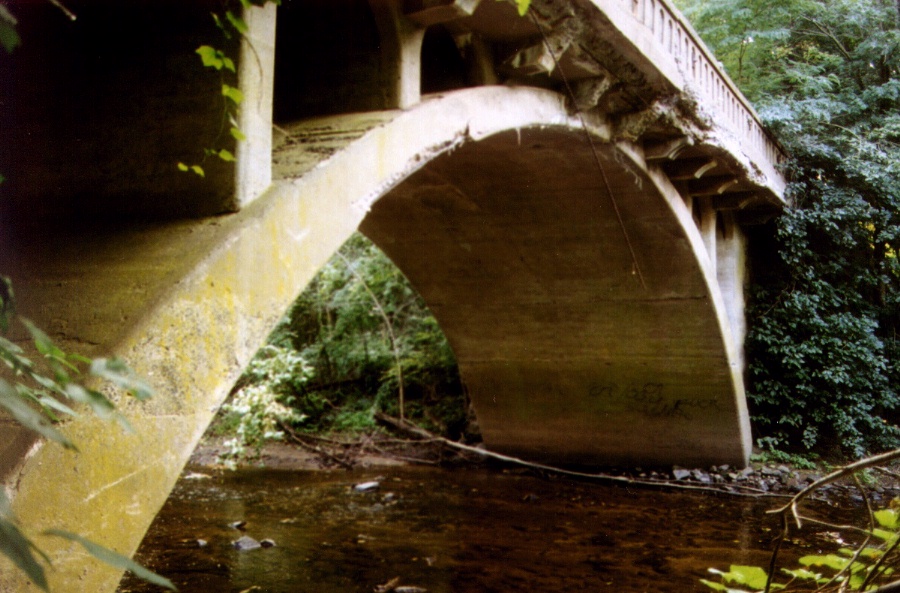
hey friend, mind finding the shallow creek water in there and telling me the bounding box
[118,465,832,593]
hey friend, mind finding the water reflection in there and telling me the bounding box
[119,466,796,593]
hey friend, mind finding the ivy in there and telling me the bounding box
[176,0,280,177]
[679,0,900,455]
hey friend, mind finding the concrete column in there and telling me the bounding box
[234,3,277,209]
[369,0,426,108]
[716,213,748,371]
[698,197,717,271]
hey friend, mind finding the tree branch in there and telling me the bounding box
[374,412,789,498]
[336,252,406,420]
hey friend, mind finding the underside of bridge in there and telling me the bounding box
[361,128,747,466]
[0,0,785,590]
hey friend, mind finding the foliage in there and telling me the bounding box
[216,345,309,465]
[750,448,819,471]
[219,233,468,457]
[677,0,900,455]
[288,234,466,436]
[702,450,900,592]
[177,0,280,177]
[0,277,174,590]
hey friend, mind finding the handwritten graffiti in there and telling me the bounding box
[588,381,719,420]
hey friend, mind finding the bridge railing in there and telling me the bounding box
[611,0,786,191]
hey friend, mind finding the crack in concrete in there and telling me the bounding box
[82,465,149,504]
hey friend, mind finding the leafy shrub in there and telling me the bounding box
[702,502,900,592]
[217,344,309,464]
[216,233,468,459]
[680,0,900,456]
[284,233,467,436]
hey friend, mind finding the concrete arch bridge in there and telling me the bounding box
[0,0,785,590]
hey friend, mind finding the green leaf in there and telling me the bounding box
[230,126,246,141]
[728,565,769,590]
[21,319,60,359]
[195,45,223,70]
[0,335,31,372]
[44,530,177,591]
[781,567,824,582]
[870,528,897,542]
[36,394,78,418]
[0,378,75,449]
[0,23,18,54]
[30,372,65,396]
[839,546,883,559]
[225,10,249,34]
[222,56,235,73]
[0,276,13,332]
[20,318,79,378]
[211,13,230,37]
[699,577,757,593]
[89,358,153,401]
[222,84,243,105]
[62,384,115,420]
[177,162,189,172]
[800,554,850,571]
[875,509,900,530]
[190,165,205,177]
[217,149,236,162]
[0,514,49,591]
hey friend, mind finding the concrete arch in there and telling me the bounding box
[360,111,751,468]
[0,86,748,592]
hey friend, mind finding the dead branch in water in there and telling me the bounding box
[278,420,355,469]
[373,412,786,498]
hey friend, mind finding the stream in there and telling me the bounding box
[117,464,835,593]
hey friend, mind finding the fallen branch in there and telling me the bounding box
[761,447,900,593]
[768,448,900,525]
[278,421,354,470]
[374,412,788,498]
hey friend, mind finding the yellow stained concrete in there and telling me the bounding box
[0,87,626,592]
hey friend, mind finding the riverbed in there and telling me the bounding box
[115,462,833,593]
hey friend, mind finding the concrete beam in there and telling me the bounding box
[570,75,614,111]
[664,157,718,181]
[506,33,572,75]
[716,214,748,373]
[689,176,740,196]
[370,0,426,108]
[644,137,693,162]
[233,3,277,209]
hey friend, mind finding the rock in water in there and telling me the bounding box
[232,535,261,551]
[353,481,380,493]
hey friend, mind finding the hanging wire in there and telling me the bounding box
[527,9,648,290]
